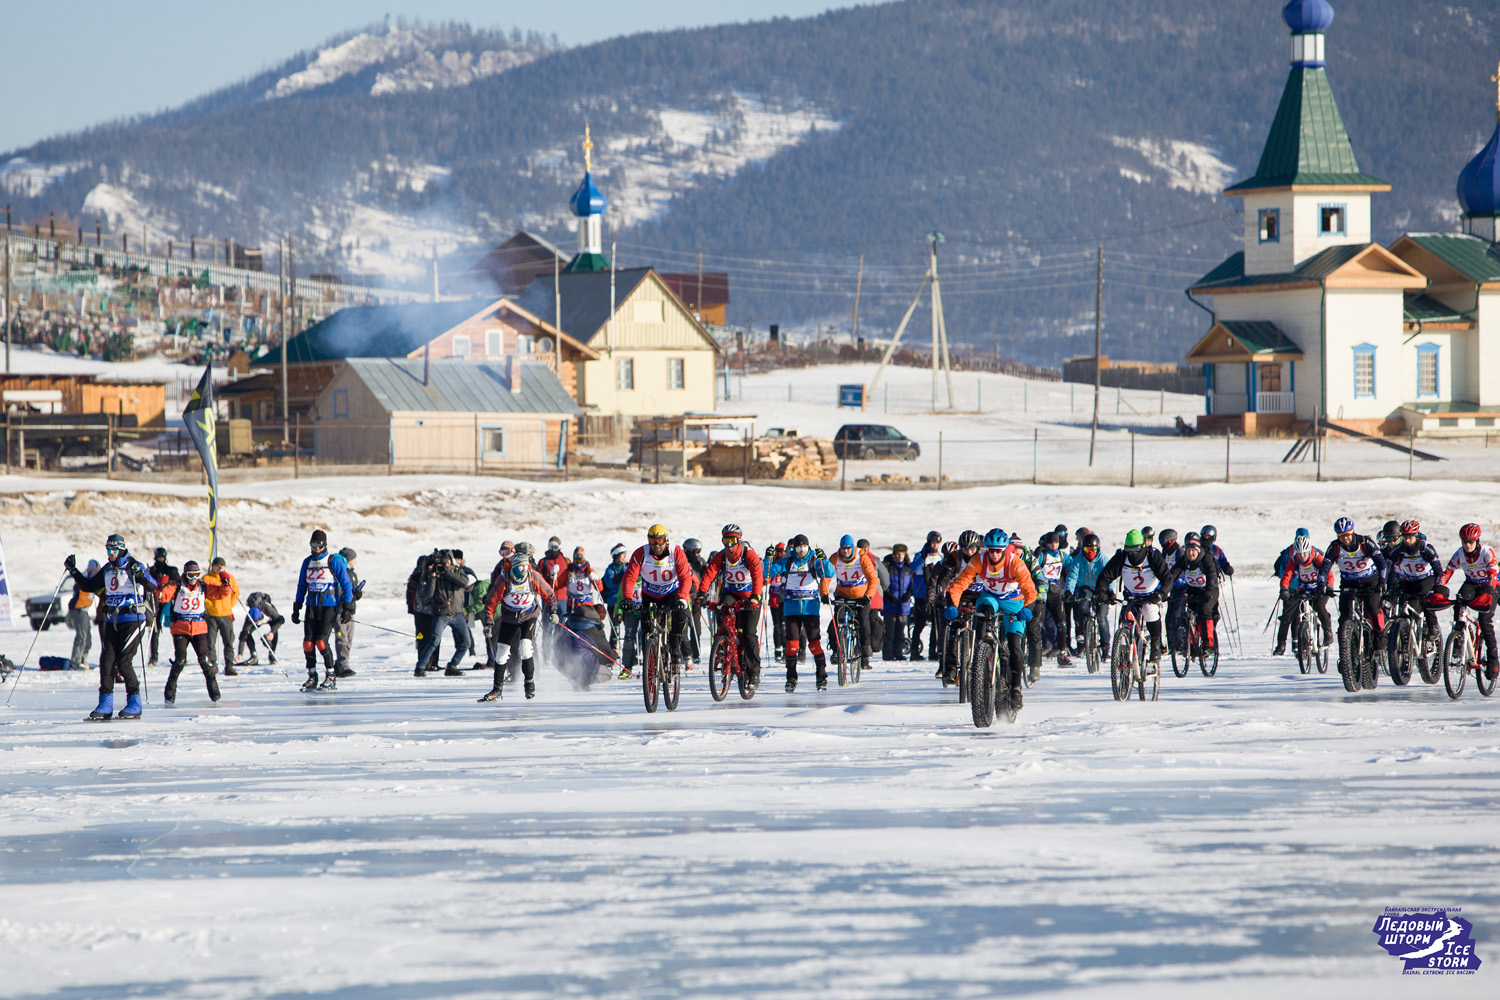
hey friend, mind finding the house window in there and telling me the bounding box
[1353,344,1376,398]
[668,357,685,390]
[1258,208,1280,243]
[481,426,505,456]
[1319,204,1347,236]
[333,389,348,418]
[485,328,503,357]
[452,335,471,358]
[1439,417,1458,428]
[1416,344,1439,398]
[517,334,535,354]
[1258,364,1281,392]
[1477,417,1495,428]
[617,357,634,390]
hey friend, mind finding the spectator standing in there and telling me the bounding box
[334,548,364,677]
[203,556,240,674]
[67,559,100,670]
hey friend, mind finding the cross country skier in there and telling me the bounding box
[770,534,834,691]
[66,533,158,720]
[158,560,232,705]
[481,560,559,701]
[292,530,355,692]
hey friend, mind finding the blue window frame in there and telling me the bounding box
[480,425,506,457]
[332,389,348,418]
[1258,208,1280,243]
[1416,343,1440,398]
[1318,203,1347,236]
[1353,343,1376,398]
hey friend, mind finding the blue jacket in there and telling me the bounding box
[601,560,627,606]
[772,552,834,617]
[1062,550,1105,595]
[73,552,158,625]
[883,555,916,616]
[295,552,354,607]
[911,543,946,601]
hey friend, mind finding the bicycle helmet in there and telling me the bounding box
[1183,531,1201,546]
[683,538,703,553]
[1381,520,1401,544]
[1183,535,1202,551]
[1141,526,1155,543]
[647,524,669,541]
[1400,519,1421,536]
[720,523,743,540]
[1081,533,1100,551]
[154,546,168,559]
[1124,529,1144,549]
[1460,523,1483,543]
[1293,535,1312,558]
[958,530,981,550]
[1158,528,1178,547]
[1199,525,1216,545]
[926,530,942,544]
[942,541,960,556]
[610,543,627,557]
[1333,517,1354,535]
[983,528,1008,549]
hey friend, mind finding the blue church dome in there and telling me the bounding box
[1282,0,1335,33]
[1458,122,1500,218]
[569,171,607,217]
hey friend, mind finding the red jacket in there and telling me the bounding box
[484,567,556,623]
[536,552,569,590]
[697,545,764,601]
[620,544,693,602]
[559,562,603,607]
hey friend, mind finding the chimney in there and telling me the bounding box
[510,355,523,393]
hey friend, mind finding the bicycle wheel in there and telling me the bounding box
[708,635,731,702]
[1360,624,1379,690]
[1084,619,1101,674]
[737,647,755,700]
[1140,653,1159,701]
[1110,628,1134,701]
[1388,620,1413,686]
[997,638,1019,723]
[643,632,661,713]
[1443,630,1468,699]
[1315,619,1330,674]
[850,620,865,684]
[1337,619,1362,693]
[663,650,681,711]
[1478,659,1497,697]
[833,614,850,687]
[955,628,972,704]
[1171,625,1190,677]
[1295,615,1313,675]
[1417,623,1439,685]
[1199,626,1219,678]
[970,636,996,728]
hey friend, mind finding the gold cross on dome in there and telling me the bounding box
[582,123,594,173]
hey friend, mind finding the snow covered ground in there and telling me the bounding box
[1,473,1497,997]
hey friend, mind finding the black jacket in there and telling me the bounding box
[1097,547,1172,601]
[422,565,472,617]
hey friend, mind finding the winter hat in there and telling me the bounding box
[310,529,328,546]
[339,547,357,561]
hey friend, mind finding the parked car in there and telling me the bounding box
[832,424,921,460]
[27,593,68,631]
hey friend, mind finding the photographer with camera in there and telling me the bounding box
[415,549,473,677]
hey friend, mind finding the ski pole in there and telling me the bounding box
[550,618,625,668]
[1228,577,1244,656]
[4,571,71,707]
[350,618,418,639]
[1263,596,1282,633]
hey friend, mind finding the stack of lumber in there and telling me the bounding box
[686,434,839,480]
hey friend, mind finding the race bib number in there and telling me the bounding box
[980,566,1019,599]
[174,589,205,616]
[1123,566,1159,596]
[568,575,594,601]
[306,558,334,593]
[503,588,538,612]
[642,556,677,597]
[834,559,864,588]
[1181,568,1208,589]
[1338,552,1374,579]
[722,560,754,594]
[783,567,818,600]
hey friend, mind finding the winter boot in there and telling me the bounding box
[300,670,320,692]
[318,672,337,692]
[206,669,221,703]
[335,667,356,678]
[87,693,114,721]
[1027,662,1041,685]
[444,665,465,677]
[164,664,183,705]
[784,678,797,693]
[414,666,427,677]
[223,664,239,676]
[1272,641,1286,657]
[117,693,143,720]
[479,685,503,702]
[524,681,536,700]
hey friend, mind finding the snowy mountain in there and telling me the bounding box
[3,1,1498,362]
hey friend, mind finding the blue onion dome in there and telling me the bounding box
[569,172,606,218]
[1458,122,1500,218]
[1283,0,1335,33]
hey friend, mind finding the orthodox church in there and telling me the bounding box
[1186,0,1500,437]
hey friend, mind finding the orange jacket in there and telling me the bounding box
[157,577,234,636]
[830,548,879,600]
[948,550,1038,608]
[203,570,240,618]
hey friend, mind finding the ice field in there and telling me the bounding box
[1,473,1497,998]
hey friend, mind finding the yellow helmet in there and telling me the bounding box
[647,523,669,541]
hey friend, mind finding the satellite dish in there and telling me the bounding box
[537,337,554,354]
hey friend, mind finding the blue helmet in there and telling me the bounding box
[1295,527,1309,538]
[1334,516,1355,535]
[984,528,1008,549]
[839,534,855,549]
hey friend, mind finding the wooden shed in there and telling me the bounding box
[0,373,167,428]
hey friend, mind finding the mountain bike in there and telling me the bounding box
[707,600,756,702]
[1287,590,1330,676]
[1337,592,1382,693]
[968,605,1020,727]
[641,602,681,713]
[943,603,974,704]
[830,598,866,687]
[1175,600,1218,678]
[1441,598,1497,699]
[1109,595,1159,702]
[1383,592,1432,686]
[1076,593,1104,674]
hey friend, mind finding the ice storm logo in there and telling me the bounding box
[1372,908,1482,974]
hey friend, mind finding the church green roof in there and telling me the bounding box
[566,251,612,273]
[1225,67,1387,193]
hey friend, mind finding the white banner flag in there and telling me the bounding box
[0,529,23,629]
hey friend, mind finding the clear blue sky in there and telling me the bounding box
[0,0,852,152]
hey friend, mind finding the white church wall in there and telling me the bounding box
[1323,289,1404,422]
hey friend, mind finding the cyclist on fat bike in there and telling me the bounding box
[1435,523,1500,680]
[1274,533,1335,655]
[618,524,694,677]
[770,534,834,691]
[1326,516,1388,654]
[1063,532,1109,656]
[697,524,765,691]
[1095,529,1170,666]
[945,528,1037,709]
[829,534,880,663]
[927,539,966,674]
[1385,519,1443,658]
[1169,533,1221,650]
[938,531,985,682]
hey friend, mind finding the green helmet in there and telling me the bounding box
[1124,529,1144,548]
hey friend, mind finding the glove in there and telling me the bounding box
[764,546,776,561]
[482,614,494,636]
[814,548,826,563]
[291,603,302,625]
[64,554,76,572]
[129,561,144,582]
[1279,588,1291,603]
[340,604,354,624]
[1434,585,1450,600]
[1102,590,1118,604]
[1224,565,1235,577]
[819,593,830,606]
[1016,606,1033,623]
[943,605,959,621]
[549,611,560,625]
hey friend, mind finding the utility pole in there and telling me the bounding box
[931,236,953,409]
[1088,243,1103,466]
[3,228,11,373]
[608,240,616,352]
[553,251,562,374]
[851,253,863,346]
[696,251,703,323]
[279,237,289,442]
